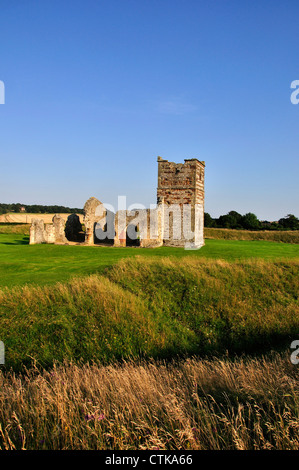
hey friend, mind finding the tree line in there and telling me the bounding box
[204,211,299,231]
[0,203,84,215]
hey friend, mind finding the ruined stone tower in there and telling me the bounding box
[157,156,205,248]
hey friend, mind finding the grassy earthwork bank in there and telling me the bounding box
[0,224,298,449]
[0,256,298,370]
[205,227,299,243]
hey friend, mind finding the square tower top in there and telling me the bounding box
[157,157,205,206]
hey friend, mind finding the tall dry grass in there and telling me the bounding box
[0,352,298,450]
[0,224,30,235]
[205,228,299,243]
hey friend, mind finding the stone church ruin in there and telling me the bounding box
[29,157,205,249]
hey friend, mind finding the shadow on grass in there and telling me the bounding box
[2,236,29,245]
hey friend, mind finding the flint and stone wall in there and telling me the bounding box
[114,208,163,248]
[29,215,67,245]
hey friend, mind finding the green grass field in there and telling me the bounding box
[0,231,299,288]
[0,226,298,368]
[0,227,298,370]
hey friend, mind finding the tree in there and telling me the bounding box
[204,212,215,227]
[241,213,261,230]
[216,211,243,229]
[278,214,299,230]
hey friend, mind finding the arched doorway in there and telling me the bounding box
[94,221,114,245]
[65,214,85,242]
[126,224,140,247]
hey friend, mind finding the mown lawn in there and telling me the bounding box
[0,232,298,288]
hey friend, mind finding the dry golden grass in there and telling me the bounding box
[205,228,299,243]
[0,224,30,235]
[0,352,298,450]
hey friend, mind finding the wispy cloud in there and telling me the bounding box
[156,98,197,115]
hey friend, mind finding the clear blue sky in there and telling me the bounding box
[0,0,298,220]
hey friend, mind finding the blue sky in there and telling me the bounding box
[0,0,298,220]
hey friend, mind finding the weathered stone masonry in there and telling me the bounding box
[29,157,205,248]
[157,157,205,206]
[157,157,205,248]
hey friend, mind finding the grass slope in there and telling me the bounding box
[0,257,298,370]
